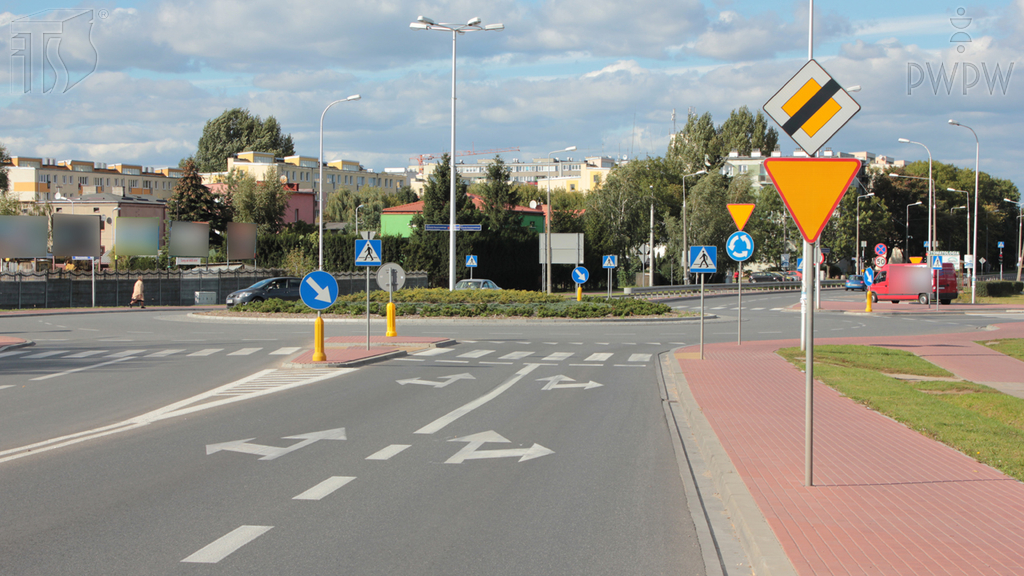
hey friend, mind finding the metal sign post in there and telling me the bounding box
[726,231,754,345]
[689,246,717,359]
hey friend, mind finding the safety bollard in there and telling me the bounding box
[865,290,873,313]
[386,301,397,337]
[312,314,326,362]
[576,285,582,301]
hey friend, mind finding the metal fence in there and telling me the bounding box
[0,269,429,309]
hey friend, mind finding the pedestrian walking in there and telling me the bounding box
[129,276,145,308]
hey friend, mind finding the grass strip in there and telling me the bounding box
[778,345,1024,482]
[978,338,1024,363]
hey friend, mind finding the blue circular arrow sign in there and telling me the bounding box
[572,266,590,284]
[300,270,339,310]
[726,231,754,262]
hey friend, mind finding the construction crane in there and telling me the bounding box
[410,146,520,173]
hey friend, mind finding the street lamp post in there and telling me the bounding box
[949,188,971,286]
[855,187,874,274]
[906,201,923,258]
[897,140,934,274]
[546,146,576,293]
[649,185,655,288]
[1004,199,1023,282]
[949,119,980,302]
[412,16,504,291]
[355,203,365,237]
[681,170,707,285]
[319,94,361,270]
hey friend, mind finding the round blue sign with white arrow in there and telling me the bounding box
[864,267,874,286]
[572,266,590,284]
[300,270,339,310]
[726,231,754,262]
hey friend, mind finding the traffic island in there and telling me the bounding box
[282,336,454,368]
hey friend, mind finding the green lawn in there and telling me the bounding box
[778,345,1024,482]
[979,338,1024,364]
[952,293,1024,305]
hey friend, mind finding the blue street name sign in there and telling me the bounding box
[689,246,717,273]
[572,266,589,284]
[602,255,617,269]
[458,224,482,232]
[355,239,382,266]
[424,224,449,231]
[300,270,339,310]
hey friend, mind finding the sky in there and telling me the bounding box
[1,0,1021,188]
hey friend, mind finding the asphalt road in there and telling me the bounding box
[1,288,1022,575]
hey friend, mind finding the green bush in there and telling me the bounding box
[977,281,1024,297]
[611,299,673,316]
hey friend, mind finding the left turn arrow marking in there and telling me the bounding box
[206,427,347,461]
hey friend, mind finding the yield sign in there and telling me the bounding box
[763,158,861,243]
[727,203,755,231]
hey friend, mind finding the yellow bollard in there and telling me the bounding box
[865,290,873,313]
[386,301,397,337]
[576,285,582,301]
[312,314,326,361]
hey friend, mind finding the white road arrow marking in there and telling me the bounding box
[445,430,554,464]
[305,277,332,302]
[397,373,475,388]
[537,375,603,390]
[206,427,346,461]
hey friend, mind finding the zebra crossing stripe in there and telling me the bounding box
[188,349,223,356]
[227,348,262,356]
[63,350,109,358]
[458,350,494,359]
[270,347,301,355]
[146,349,185,358]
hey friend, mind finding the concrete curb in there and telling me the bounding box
[0,339,35,354]
[281,348,409,368]
[661,350,797,576]
[183,312,715,325]
[0,306,220,318]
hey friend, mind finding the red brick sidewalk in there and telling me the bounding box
[675,322,1024,575]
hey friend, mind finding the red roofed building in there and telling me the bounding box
[380,194,545,238]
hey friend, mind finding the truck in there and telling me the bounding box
[869,262,958,305]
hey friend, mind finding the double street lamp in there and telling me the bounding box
[411,16,504,290]
[906,201,923,257]
[680,170,707,284]
[1004,198,1023,282]
[896,139,934,270]
[318,94,361,270]
[545,146,576,293]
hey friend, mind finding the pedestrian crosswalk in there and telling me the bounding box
[0,346,308,362]
[408,347,652,365]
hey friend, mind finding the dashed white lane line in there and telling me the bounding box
[416,364,541,435]
[30,357,133,381]
[63,350,109,358]
[366,444,410,460]
[293,476,356,501]
[188,348,223,357]
[227,348,262,356]
[270,347,301,355]
[181,525,273,563]
[0,350,29,359]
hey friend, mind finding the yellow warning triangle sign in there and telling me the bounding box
[726,203,755,231]
[763,158,861,243]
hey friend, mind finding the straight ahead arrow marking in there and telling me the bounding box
[445,430,554,463]
[206,427,346,461]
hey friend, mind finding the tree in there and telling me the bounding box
[0,142,17,215]
[667,108,778,173]
[191,109,295,173]
[407,154,478,286]
[167,159,230,242]
[231,167,292,235]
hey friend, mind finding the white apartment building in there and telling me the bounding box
[201,151,414,195]
[4,156,183,204]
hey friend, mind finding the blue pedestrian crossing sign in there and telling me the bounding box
[300,270,339,310]
[931,255,943,270]
[689,246,717,273]
[602,255,618,269]
[355,239,382,266]
[465,255,478,268]
[572,266,589,284]
[726,231,754,262]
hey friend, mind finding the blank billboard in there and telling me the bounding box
[115,217,160,256]
[168,221,210,257]
[227,222,257,260]
[0,216,48,258]
[52,214,102,257]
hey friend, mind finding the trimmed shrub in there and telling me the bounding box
[977,281,1024,298]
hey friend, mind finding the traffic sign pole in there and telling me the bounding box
[737,261,742,345]
[699,273,705,360]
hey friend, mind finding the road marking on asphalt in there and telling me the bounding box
[570,363,603,367]
[105,350,146,358]
[479,361,513,365]
[366,444,411,460]
[614,365,646,368]
[0,350,29,358]
[628,354,652,363]
[416,364,541,435]
[543,352,573,361]
[23,350,69,359]
[413,348,452,357]
[270,347,301,355]
[188,348,223,356]
[30,357,133,381]
[585,353,613,362]
[228,348,262,356]
[181,525,273,564]
[500,351,533,360]
[293,476,355,501]
[146,349,185,358]
[437,360,470,364]
[458,349,495,358]
[0,385,14,390]
[395,358,424,362]
[63,350,109,358]
[752,307,765,310]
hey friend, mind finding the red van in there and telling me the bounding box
[869,263,958,305]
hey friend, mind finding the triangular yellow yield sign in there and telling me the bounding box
[763,158,861,243]
[727,203,755,231]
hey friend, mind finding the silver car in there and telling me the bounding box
[454,279,501,290]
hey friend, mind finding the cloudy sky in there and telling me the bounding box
[2,0,1021,187]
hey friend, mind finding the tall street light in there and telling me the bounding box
[318,94,361,270]
[906,201,923,258]
[681,169,707,284]
[897,140,934,271]
[411,16,504,290]
[1004,198,1023,282]
[949,119,980,302]
[948,188,971,274]
[545,145,576,293]
[355,203,365,237]
[855,190,874,274]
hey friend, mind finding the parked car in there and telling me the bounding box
[845,274,867,291]
[226,277,302,307]
[454,279,502,290]
[782,270,802,282]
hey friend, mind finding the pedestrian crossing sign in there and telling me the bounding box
[355,239,382,266]
[465,255,478,267]
[602,255,618,269]
[689,246,717,273]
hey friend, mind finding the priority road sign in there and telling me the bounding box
[726,231,754,262]
[355,239,382,266]
[602,255,618,269]
[763,59,861,157]
[727,204,756,231]
[300,270,339,310]
[572,266,589,284]
[465,255,478,268]
[763,157,861,244]
[874,243,887,257]
[689,246,717,273]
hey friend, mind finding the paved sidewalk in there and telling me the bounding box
[671,322,1024,576]
[285,336,454,367]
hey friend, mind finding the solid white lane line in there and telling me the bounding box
[542,352,573,361]
[270,347,301,355]
[628,353,652,363]
[585,353,613,362]
[188,348,223,356]
[293,476,355,501]
[413,348,452,357]
[30,357,133,381]
[458,349,494,358]
[146,349,185,358]
[181,525,273,563]
[228,348,262,356]
[416,364,541,435]
[23,351,69,359]
[105,350,146,358]
[63,350,109,358]
[499,351,533,360]
[366,444,411,460]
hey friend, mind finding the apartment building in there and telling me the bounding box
[4,156,182,204]
[721,148,904,189]
[413,156,618,195]
[201,152,413,196]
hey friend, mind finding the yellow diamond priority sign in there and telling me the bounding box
[763,59,860,157]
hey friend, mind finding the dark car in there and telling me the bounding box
[748,272,782,283]
[226,277,302,307]
[845,274,867,291]
[454,279,502,290]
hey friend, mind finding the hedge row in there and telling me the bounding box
[975,281,1024,298]
[335,288,564,305]
[233,297,673,318]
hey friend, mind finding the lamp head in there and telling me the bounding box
[948,119,959,126]
[467,16,481,26]
[417,16,435,25]
[484,23,504,30]
[565,146,577,152]
[347,94,361,101]
[898,138,910,143]
[410,22,429,30]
